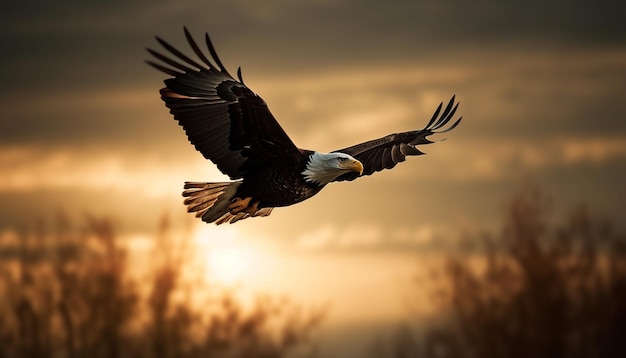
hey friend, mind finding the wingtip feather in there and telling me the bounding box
[205,32,231,76]
[237,67,245,84]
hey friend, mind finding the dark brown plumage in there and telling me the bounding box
[332,97,461,182]
[147,28,462,224]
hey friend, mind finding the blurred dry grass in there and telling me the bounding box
[0,215,323,358]
[381,188,626,358]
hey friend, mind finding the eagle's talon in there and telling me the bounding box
[246,201,260,215]
[228,197,252,214]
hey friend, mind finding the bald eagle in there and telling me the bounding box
[147,29,462,225]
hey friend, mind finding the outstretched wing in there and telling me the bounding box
[331,96,462,182]
[146,28,300,179]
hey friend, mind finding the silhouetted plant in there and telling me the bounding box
[0,215,323,358]
[386,188,626,358]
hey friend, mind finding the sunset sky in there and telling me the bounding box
[2,1,626,356]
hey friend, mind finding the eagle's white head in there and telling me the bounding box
[302,152,364,186]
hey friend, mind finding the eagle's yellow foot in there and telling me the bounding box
[245,201,260,215]
[229,197,252,214]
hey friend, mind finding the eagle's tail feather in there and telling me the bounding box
[183,181,241,224]
[182,182,273,224]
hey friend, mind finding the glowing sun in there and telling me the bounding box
[207,247,250,284]
[193,225,256,285]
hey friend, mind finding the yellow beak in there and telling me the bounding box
[350,160,364,175]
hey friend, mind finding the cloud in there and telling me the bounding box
[1,0,626,241]
[294,222,456,252]
[3,1,625,152]
[561,138,626,164]
[368,136,626,183]
[0,145,225,197]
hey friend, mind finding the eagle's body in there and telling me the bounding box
[147,29,462,224]
[236,148,323,207]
